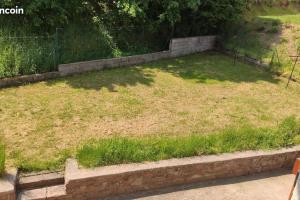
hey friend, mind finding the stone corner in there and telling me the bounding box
[0,169,18,200]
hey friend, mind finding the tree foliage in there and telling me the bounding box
[0,0,247,36]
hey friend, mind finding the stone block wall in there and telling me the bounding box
[58,35,216,76]
[58,51,171,76]
[170,35,216,57]
[0,72,60,88]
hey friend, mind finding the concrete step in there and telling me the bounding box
[17,185,67,200]
[17,172,64,190]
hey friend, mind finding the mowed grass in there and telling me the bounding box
[2,52,300,171]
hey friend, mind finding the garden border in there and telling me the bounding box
[1,147,299,200]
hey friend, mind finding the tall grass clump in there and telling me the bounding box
[77,116,300,168]
[0,29,56,78]
[0,137,5,176]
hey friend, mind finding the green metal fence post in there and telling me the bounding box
[55,28,59,66]
[54,28,61,69]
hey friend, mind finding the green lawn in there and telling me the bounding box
[2,52,300,171]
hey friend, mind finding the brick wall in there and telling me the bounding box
[58,35,216,76]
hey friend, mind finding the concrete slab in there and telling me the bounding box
[111,170,294,200]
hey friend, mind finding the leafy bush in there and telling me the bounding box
[0,138,5,176]
[77,116,300,168]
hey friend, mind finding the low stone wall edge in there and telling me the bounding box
[0,72,60,88]
[63,147,300,199]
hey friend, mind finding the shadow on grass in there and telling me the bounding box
[47,52,279,91]
[47,67,155,92]
[152,52,279,84]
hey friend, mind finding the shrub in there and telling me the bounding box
[76,116,300,168]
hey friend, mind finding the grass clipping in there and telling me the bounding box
[77,116,300,168]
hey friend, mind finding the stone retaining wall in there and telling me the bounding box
[1,147,299,199]
[63,148,300,199]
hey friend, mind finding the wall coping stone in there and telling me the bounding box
[171,35,216,40]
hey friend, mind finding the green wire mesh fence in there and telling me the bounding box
[0,26,169,78]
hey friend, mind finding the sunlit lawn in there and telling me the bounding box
[1,52,300,171]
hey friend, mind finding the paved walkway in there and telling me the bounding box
[112,170,295,200]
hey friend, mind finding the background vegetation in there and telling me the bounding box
[221,0,300,79]
[0,0,246,78]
